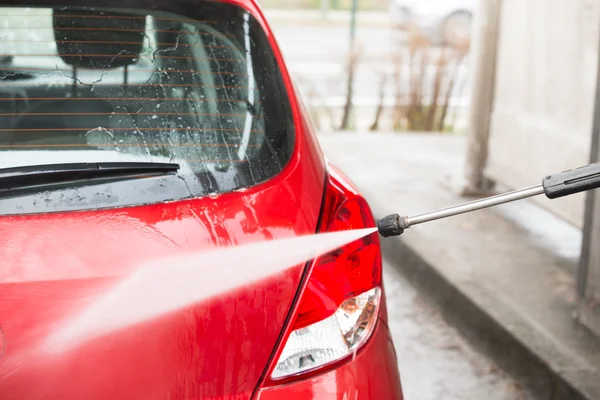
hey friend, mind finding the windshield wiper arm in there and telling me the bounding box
[0,162,180,191]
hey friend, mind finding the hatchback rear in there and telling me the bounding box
[0,1,403,399]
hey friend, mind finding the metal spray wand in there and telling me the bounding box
[377,163,600,237]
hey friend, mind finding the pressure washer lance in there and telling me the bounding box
[377,162,600,237]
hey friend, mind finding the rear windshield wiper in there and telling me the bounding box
[0,162,180,191]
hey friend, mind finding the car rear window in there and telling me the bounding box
[0,1,294,214]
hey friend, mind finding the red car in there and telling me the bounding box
[0,0,404,398]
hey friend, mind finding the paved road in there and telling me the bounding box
[383,260,536,400]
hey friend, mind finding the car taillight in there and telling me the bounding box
[265,169,383,382]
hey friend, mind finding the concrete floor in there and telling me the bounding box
[383,259,535,400]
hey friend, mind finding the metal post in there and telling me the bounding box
[321,0,330,20]
[576,6,600,337]
[339,0,358,130]
[349,0,357,41]
[461,0,503,195]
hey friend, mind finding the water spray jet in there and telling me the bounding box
[377,162,600,237]
[44,228,377,352]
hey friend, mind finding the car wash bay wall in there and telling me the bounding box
[486,0,600,228]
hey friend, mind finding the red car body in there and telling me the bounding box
[0,0,404,398]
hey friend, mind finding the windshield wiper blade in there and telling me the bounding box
[0,162,180,191]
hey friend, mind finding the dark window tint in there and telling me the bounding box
[0,2,294,214]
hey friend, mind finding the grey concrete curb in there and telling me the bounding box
[377,219,591,400]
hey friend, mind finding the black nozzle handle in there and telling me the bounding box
[377,214,405,237]
[543,162,600,199]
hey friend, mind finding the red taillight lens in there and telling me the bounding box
[294,194,382,330]
[264,168,383,382]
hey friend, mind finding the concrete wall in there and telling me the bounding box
[487,0,600,228]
